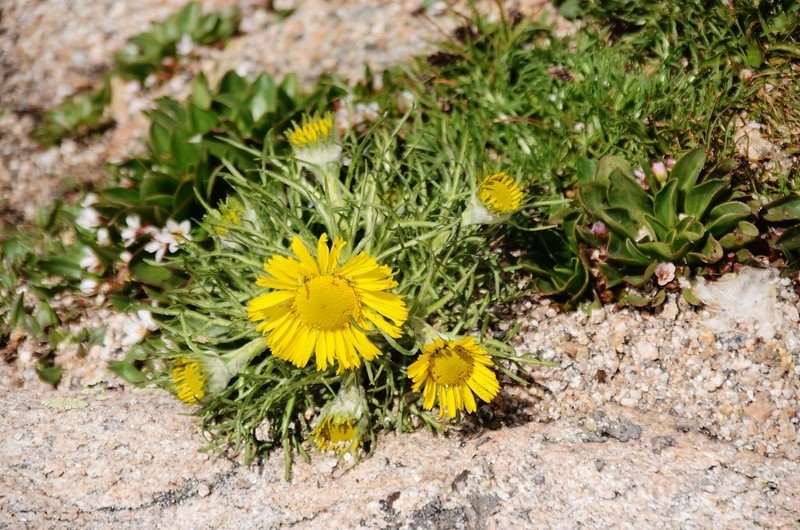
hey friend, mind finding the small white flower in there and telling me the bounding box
[79,247,102,273]
[121,214,144,247]
[81,193,98,208]
[655,262,676,286]
[76,207,102,230]
[97,228,111,246]
[120,250,133,264]
[143,219,191,262]
[79,279,100,295]
[176,34,194,56]
[165,219,191,246]
[121,309,159,347]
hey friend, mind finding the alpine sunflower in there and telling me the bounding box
[172,358,206,403]
[407,337,500,418]
[248,234,408,372]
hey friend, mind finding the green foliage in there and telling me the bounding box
[559,0,800,69]
[113,2,241,81]
[763,195,800,255]
[575,149,758,288]
[137,120,533,475]
[31,80,112,147]
[94,72,345,226]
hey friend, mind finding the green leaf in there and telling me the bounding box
[607,234,650,266]
[718,221,758,250]
[108,361,148,384]
[763,196,800,222]
[38,256,83,281]
[681,288,703,306]
[706,202,752,236]
[607,169,651,216]
[36,362,63,386]
[623,261,657,286]
[576,181,608,220]
[618,290,651,307]
[672,149,706,192]
[595,155,633,185]
[687,234,723,264]
[776,225,800,251]
[191,73,214,109]
[653,179,679,228]
[602,207,640,240]
[130,259,173,286]
[637,240,678,261]
[683,179,728,220]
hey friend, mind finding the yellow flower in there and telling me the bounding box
[285,114,341,167]
[171,358,206,403]
[313,380,366,454]
[407,337,500,419]
[248,234,408,372]
[478,172,523,215]
[314,415,360,453]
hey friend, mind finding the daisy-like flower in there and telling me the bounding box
[407,337,500,419]
[462,172,524,225]
[171,358,206,403]
[313,382,366,454]
[248,233,408,372]
[285,114,342,168]
[121,309,159,347]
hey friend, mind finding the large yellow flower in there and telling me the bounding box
[407,337,500,419]
[248,234,408,372]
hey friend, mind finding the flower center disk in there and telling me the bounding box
[430,346,474,385]
[295,275,360,330]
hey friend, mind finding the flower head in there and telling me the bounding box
[655,262,676,286]
[463,172,523,225]
[651,161,668,184]
[407,337,500,419]
[171,358,206,403]
[285,114,341,167]
[248,234,408,372]
[143,219,191,262]
[313,382,366,454]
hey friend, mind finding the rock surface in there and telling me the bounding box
[3,388,799,529]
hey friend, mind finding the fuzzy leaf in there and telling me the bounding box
[636,241,678,261]
[763,196,800,222]
[607,169,651,216]
[595,155,633,185]
[706,202,752,236]
[718,221,758,250]
[653,179,679,228]
[683,179,728,220]
[776,225,800,251]
[673,149,706,192]
[687,234,723,264]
